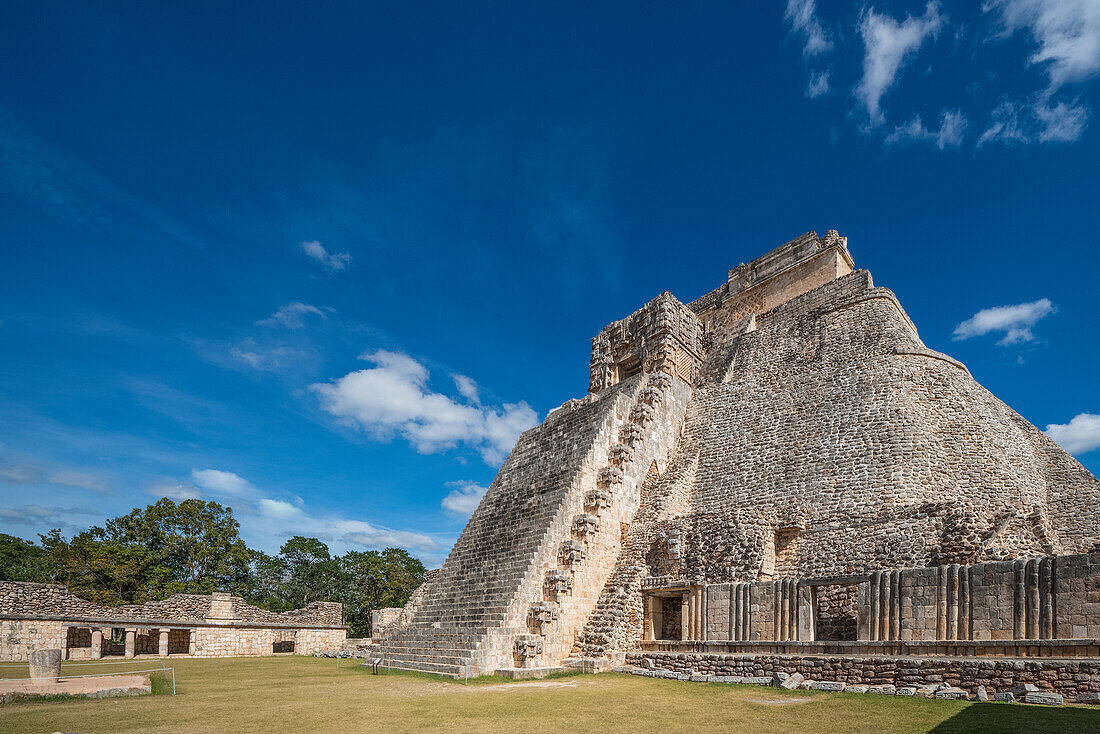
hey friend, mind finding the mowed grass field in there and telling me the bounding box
[2,656,1100,734]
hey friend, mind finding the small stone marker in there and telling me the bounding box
[711,676,743,683]
[741,676,772,686]
[812,680,846,692]
[29,649,62,682]
[1024,691,1063,706]
[1077,692,1100,704]
[993,692,1016,703]
[895,687,917,697]
[935,687,969,700]
[1011,683,1039,695]
[689,673,709,682]
[846,685,869,694]
[868,685,896,695]
[976,686,988,702]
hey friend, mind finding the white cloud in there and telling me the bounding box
[452,374,480,404]
[441,481,488,515]
[985,0,1100,94]
[886,109,969,148]
[1045,413,1100,455]
[1035,100,1089,141]
[856,3,944,126]
[255,302,326,329]
[258,498,303,520]
[300,240,352,271]
[191,468,258,497]
[952,298,1055,345]
[785,0,833,57]
[148,482,203,501]
[311,350,538,465]
[806,70,831,98]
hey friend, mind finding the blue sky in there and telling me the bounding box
[1,1,1098,567]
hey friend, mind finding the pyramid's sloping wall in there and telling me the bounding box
[577,263,1100,657]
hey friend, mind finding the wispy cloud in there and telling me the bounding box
[785,0,833,57]
[311,350,537,465]
[0,108,203,248]
[985,0,1100,96]
[886,109,969,148]
[300,240,352,271]
[856,3,944,126]
[0,460,111,493]
[978,97,1089,144]
[806,70,831,98]
[441,480,488,515]
[229,338,309,372]
[1045,413,1100,455]
[255,302,327,329]
[0,504,98,526]
[952,298,1055,345]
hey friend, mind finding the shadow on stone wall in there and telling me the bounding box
[928,703,1100,734]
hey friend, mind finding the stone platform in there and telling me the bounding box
[0,673,151,703]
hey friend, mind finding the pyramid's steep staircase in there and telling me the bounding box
[375,370,692,676]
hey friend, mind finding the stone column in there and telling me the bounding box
[188,629,197,656]
[124,628,136,659]
[90,629,103,660]
[681,593,691,641]
[797,584,815,642]
[159,629,170,657]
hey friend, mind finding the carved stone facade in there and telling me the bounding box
[0,583,346,661]
[375,230,1100,681]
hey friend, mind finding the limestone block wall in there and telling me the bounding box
[0,619,67,662]
[297,628,346,654]
[1055,553,1100,639]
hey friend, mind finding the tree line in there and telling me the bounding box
[0,497,425,637]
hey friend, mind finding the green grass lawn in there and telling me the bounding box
[2,656,1099,734]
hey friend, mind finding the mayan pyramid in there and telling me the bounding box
[375,231,1100,676]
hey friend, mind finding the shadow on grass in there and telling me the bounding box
[929,702,1100,734]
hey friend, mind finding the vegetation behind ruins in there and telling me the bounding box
[0,498,425,637]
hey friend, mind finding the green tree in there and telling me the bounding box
[37,498,250,605]
[279,536,346,609]
[0,533,47,581]
[339,547,425,636]
[244,549,292,612]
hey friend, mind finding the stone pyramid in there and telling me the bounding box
[375,230,1100,676]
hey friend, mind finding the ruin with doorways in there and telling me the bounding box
[0,582,346,660]
[372,230,1100,699]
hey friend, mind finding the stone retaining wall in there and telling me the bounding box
[627,651,1100,701]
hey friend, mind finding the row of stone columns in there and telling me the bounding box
[682,586,706,640]
[728,582,751,641]
[868,570,902,641]
[1014,557,1055,640]
[772,578,799,641]
[73,626,195,658]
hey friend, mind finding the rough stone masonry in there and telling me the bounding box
[374,231,1100,698]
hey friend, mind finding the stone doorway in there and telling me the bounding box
[659,597,682,640]
[813,584,859,641]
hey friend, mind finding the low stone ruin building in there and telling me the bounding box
[0,581,346,660]
[374,230,1100,700]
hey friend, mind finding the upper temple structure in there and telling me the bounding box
[374,231,1100,692]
